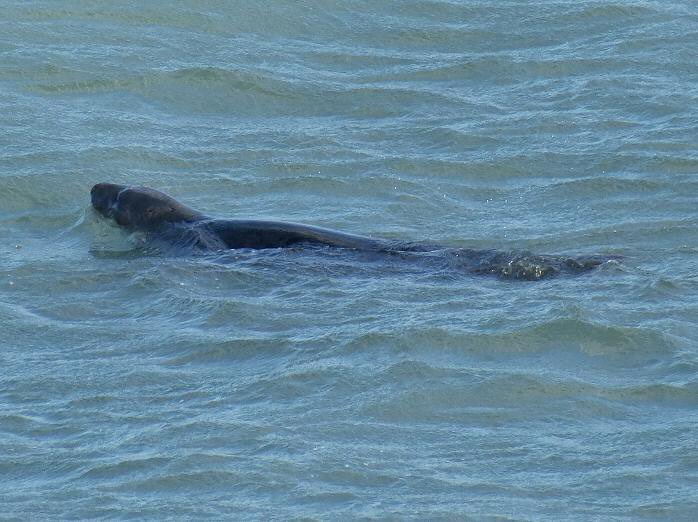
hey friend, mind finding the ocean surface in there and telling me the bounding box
[1,1,697,519]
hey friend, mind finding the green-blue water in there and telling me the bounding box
[2,1,697,519]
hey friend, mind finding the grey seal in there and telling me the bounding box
[91,183,615,279]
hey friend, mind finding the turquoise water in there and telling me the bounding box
[1,1,697,519]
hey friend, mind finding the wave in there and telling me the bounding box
[345,318,674,362]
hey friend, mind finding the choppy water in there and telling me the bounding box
[1,1,697,519]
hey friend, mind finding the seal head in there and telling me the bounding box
[91,183,203,231]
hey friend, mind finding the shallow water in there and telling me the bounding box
[1,1,697,519]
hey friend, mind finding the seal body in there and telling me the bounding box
[199,219,388,250]
[90,183,614,279]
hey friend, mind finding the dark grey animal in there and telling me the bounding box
[91,183,615,280]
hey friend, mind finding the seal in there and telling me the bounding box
[90,183,614,279]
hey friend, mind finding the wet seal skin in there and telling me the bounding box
[91,183,618,280]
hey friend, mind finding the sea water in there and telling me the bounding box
[1,1,697,519]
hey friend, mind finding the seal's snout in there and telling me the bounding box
[91,182,125,217]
